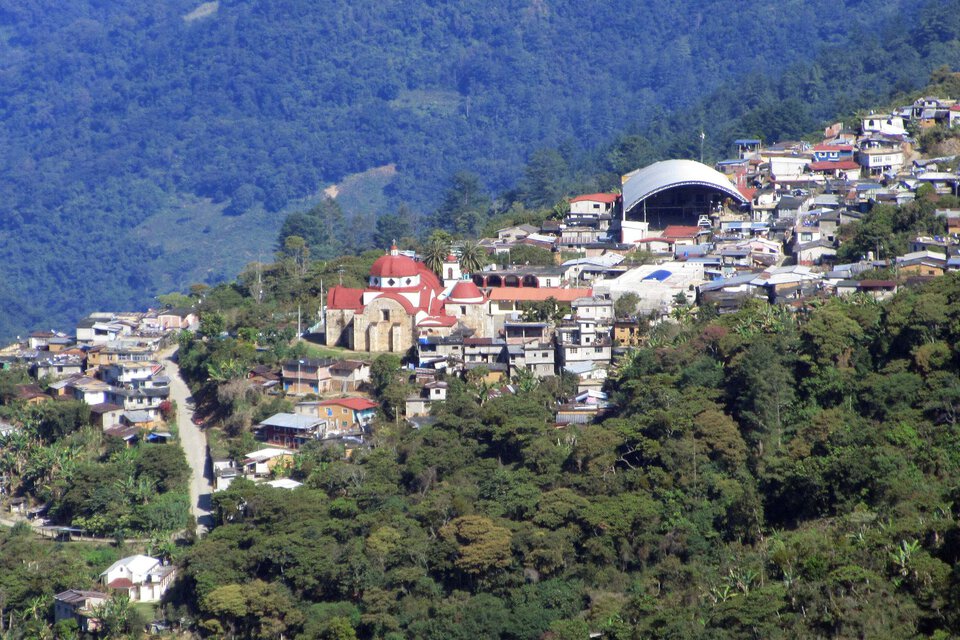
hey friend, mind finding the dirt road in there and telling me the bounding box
[161,347,213,536]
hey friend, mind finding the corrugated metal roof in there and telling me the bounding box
[622,159,747,215]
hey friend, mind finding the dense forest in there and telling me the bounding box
[2,0,958,340]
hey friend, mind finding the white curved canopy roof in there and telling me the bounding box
[622,159,747,214]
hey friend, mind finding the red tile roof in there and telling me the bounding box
[809,160,860,171]
[319,397,378,411]
[487,287,593,302]
[633,237,676,244]
[569,192,619,204]
[107,578,135,589]
[418,315,457,327]
[327,286,364,311]
[370,252,419,278]
[446,280,485,303]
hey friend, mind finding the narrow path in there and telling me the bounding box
[161,347,213,536]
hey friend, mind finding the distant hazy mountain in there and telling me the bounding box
[0,0,941,338]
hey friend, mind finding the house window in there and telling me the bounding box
[381,309,390,322]
[448,268,453,279]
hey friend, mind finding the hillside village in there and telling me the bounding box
[1,93,960,633]
[2,95,960,461]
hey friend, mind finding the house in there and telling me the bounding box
[108,386,169,418]
[555,318,613,369]
[99,361,164,388]
[242,448,295,477]
[247,365,281,391]
[13,384,50,405]
[661,225,708,246]
[835,279,898,300]
[500,340,556,379]
[416,332,469,369]
[155,308,198,331]
[90,403,125,430]
[564,360,608,394]
[811,144,854,163]
[76,315,132,345]
[317,397,378,432]
[936,209,960,235]
[896,250,947,276]
[27,331,56,350]
[213,458,239,491]
[54,590,109,633]
[257,412,328,449]
[328,360,371,392]
[104,424,140,446]
[569,193,619,216]
[281,358,333,395]
[796,239,837,266]
[496,224,539,243]
[860,113,907,137]
[613,319,646,346]
[31,355,84,380]
[405,381,448,417]
[100,555,176,603]
[857,138,905,176]
[67,376,112,405]
[571,296,614,323]
[463,337,506,367]
[122,410,161,430]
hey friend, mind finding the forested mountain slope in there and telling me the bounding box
[0,0,943,339]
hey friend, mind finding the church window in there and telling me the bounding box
[387,278,396,286]
[381,309,390,322]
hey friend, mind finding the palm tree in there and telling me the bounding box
[457,241,486,275]
[422,237,451,275]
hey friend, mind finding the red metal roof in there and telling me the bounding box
[319,397,378,411]
[813,144,853,152]
[661,225,703,239]
[809,160,860,171]
[569,192,619,204]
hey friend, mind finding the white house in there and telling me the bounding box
[568,192,619,216]
[861,114,907,136]
[100,555,176,603]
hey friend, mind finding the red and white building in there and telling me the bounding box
[325,245,488,353]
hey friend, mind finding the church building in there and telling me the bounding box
[325,246,487,353]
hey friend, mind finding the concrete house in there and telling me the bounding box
[54,590,109,633]
[100,555,176,603]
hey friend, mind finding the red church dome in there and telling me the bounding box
[370,248,419,278]
[446,280,485,303]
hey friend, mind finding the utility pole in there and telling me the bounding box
[256,252,263,304]
[700,129,706,164]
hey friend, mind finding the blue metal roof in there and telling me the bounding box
[643,269,672,282]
